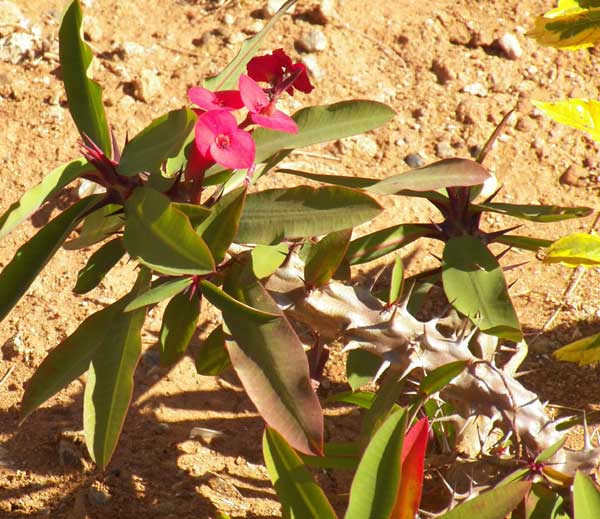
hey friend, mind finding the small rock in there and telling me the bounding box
[560,164,587,186]
[307,0,336,25]
[131,69,161,102]
[223,13,235,25]
[264,0,296,16]
[0,32,37,64]
[58,439,87,469]
[461,82,487,97]
[404,153,426,168]
[0,2,26,32]
[229,32,246,45]
[120,41,145,57]
[83,16,102,42]
[515,117,532,132]
[435,141,454,159]
[469,144,483,158]
[354,135,379,157]
[301,54,324,80]
[243,21,264,34]
[88,482,111,506]
[431,59,454,84]
[1,334,29,360]
[495,33,522,60]
[297,29,328,53]
[583,155,596,168]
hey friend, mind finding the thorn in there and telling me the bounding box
[583,411,592,450]
[514,369,539,379]
[373,359,392,383]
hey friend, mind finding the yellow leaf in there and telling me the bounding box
[554,332,600,366]
[543,232,600,267]
[532,99,600,142]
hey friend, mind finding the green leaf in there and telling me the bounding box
[524,483,566,519]
[203,0,297,91]
[326,390,375,409]
[419,361,468,396]
[172,202,212,229]
[160,290,200,365]
[554,331,600,365]
[0,195,103,323]
[195,325,231,376]
[574,471,600,519]
[124,277,193,312]
[200,280,279,321]
[544,233,600,267]
[345,409,407,519]
[346,350,382,391]
[118,108,196,176]
[493,234,553,251]
[74,237,125,294]
[83,268,150,469]
[361,373,404,442]
[236,186,382,245]
[473,202,592,223]
[64,203,123,250]
[251,243,289,279]
[368,158,490,195]
[0,158,92,240]
[278,168,379,189]
[263,428,338,519]
[442,236,522,341]
[124,187,215,276]
[21,295,128,421]
[222,260,323,455]
[536,436,566,463]
[389,255,404,305]
[345,224,435,265]
[532,99,600,141]
[437,481,530,519]
[59,0,111,154]
[197,187,246,263]
[304,229,352,287]
[300,442,360,471]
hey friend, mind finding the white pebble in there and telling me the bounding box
[496,33,522,60]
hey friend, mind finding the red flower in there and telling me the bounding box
[239,75,297,134]
[247,48,313,96]
[194,111,255,170]
[188,86,244,112]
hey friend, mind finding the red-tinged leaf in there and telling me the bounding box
[391,417,429,519]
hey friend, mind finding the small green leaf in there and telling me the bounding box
[74,238,125,294]
[64,203,123,250]
[278,168,378,189]
[236,186,382,245]
[195,325,231,376]
[361,373,404,442]
[473,202,592,223]
[326,390,375,409]
[59,0,111,154]
[304,229,352,287]
[200,280,279,321]
[203,0,297,91]
[389,255,404,305]
[574,471,600,519]
[524,483,567,519]
[346,350,382,391]
[442,236,522,341]
[554,332,600,366]
[544,233,600,267]
[84,268,150,470]
[494,234,553,251]
[368,158,490,195]
[263,428,337,519]
[125,277,193,312]
[419,361,468,396]
[345,409,407,519]
[160,290,200,365]
[0,158,92,240]
[345,224,435,265]
[118,108,196,176]
[437,481,530,519]
[172,202,212,229]
[300,442,360,471]
[0,195,103,323]
[124,187,215,276]
[251,243,289,279]
[536,436,566,463]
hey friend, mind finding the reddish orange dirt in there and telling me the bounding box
[2,0,600,517]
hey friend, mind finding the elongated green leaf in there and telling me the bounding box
[203,0,297,91]
[346,350,382,391]
[346,224,435,265]
[160,290,200,365]
[236,186,382,245]
[197,187,246,263]
[124,187,215,276]
[118,108,196,176]
[195,325,232,376]
[205,101,396,182]
[368,159,490,195]
[222,260,323,455]
[326,390,375,409]
[200,280,279,321]
[84,268,150,469]
[0,195,103,323]
[361,373,404,442]
[473,202,592,222]
[554,332,600,365]
[419,361,468,396]
[0,158,91,240]
[536,437,566,463]
[74,237,125,294]
[125,277,193,312]
[300,442,360,471]
[389,255,404,305]
[345,409,407,519]
[59,0,111,154]
[438,481,530,519]
[442,236,522,341]
[494,234,553,251]
[304,229,352,287]
[64,203,123,250]
[263,428,337,519]
[21,296,127,421]
[544,233,600,267]
[278,168,378,189]
[524,483,567,519]
[574,471,600,519]
[172,202,212,229]
[251,243,289,279]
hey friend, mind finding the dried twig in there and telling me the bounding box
[0,365,14,389]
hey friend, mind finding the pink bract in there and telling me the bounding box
[239,75,298,134]
[194,110,255,170]
[247,48,313,95]
[188,86,244,111]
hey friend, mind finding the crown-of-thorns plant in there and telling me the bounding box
[4,0,600,517]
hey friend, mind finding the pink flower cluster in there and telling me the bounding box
[186,49,313,180]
